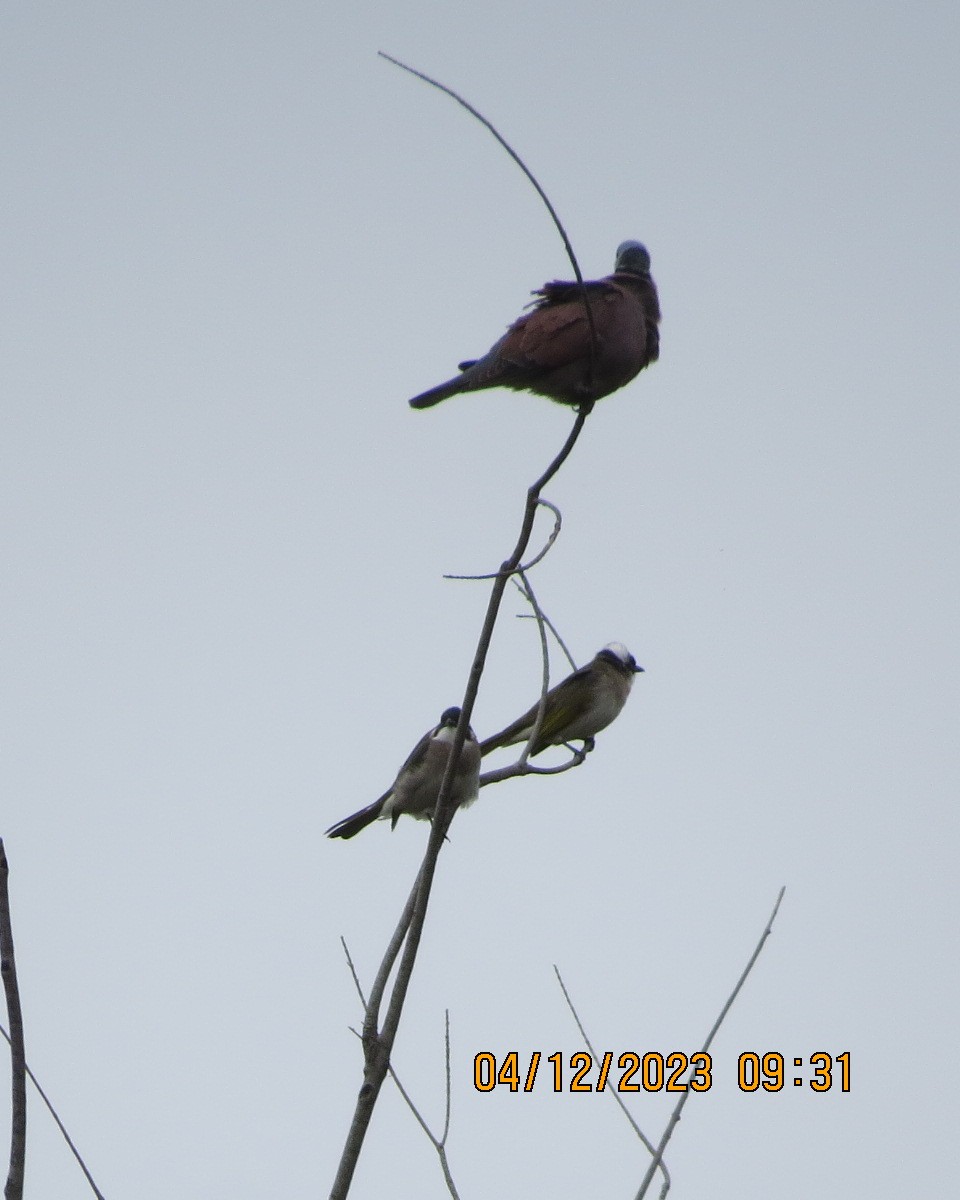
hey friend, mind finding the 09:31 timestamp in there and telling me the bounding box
[473,1050,851,1093]
[738,1051,850,1092]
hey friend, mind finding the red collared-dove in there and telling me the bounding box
[409,241,660,410]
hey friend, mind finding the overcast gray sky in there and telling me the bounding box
[2,2,958,1196]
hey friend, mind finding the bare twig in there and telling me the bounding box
[380,56,584,288]
[0,840,26,1200]
[339,937,366,1010]
[339,943,460,1199]
[361,871,421,1047]
[512,579,578,673]
[380,1053,461,1200]
[378,53,601,398]
[513,568,552,768]
[343,1027,464,1200]
[633,888,787,1200]
[445,498,562,581]
[698,887,786,1054]
[0,1025,105,1200]
[513,499,562,574]
[477,746,590,788]
[441,1010,452,1146]
[553,967,667,1188]
[477,575,587,776]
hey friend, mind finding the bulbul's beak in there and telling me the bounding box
[634,664,645,673]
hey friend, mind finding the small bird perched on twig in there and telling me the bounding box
[480,643,644,757]
[326,707,481,840]
[408,241,660,410]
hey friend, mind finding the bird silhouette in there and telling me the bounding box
[326,707,480,839]
[409,241,660,410]
[481,643,644,757]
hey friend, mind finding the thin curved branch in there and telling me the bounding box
[480,576,584,777]
[514,499,562,574]
[379,54,585,287]
[513,580,578,674]
[513,568,551,769]
[378,53,601,395]
[478,742,591,787]
[444,498,562,581]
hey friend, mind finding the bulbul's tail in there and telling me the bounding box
[325,799,382,840]
[479,721,531,757]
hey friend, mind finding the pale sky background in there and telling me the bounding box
[2,2,958,1197]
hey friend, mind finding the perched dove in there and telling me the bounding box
[409,241,660,410]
